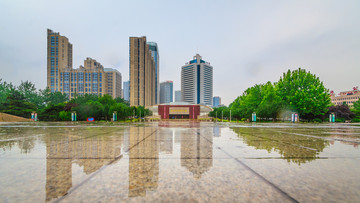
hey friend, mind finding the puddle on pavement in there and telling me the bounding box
[0,122,359,202]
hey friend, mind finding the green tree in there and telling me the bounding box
[0,79,15,110]
[70,94,98,105]
[18,81,43,109]
[38,103,65,121]
[40,88,68,105]
[209,106,230,120]
[98,94,116,120]
[115,97,129,106]
[230,84,264,119]
[257,82,283,120]
[275,68,331,120]
[72,100,104,121]
[2,89,36,118]
[352,99,360,116]
[59,110,71,121]
[109,103,130,120]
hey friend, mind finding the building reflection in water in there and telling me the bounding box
[180,128,213,179]
[40,124,215,200]
[0,127,36,153]
[160,129,173,154]
[128,127,159,197]
[329,128,359,148]
[230,127,329,165]
[45,128,123,202]
[213,126,221,137]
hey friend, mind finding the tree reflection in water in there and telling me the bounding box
[230,127,329,165]
[0,127,36,153]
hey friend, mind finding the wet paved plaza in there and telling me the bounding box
[1,121,360,202]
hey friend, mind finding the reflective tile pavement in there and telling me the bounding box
[0,121,360,202]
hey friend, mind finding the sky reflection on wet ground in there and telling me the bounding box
[0,122,360,202]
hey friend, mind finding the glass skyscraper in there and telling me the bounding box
[160,81,173,104]
[213,96,221,107]
[175,90,182,102]
[123,81,130,101]
[147,42,160,104]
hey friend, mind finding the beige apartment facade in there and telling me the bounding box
[330,87,360,107]
[47,29,72,92]
[129,36,156,106]
[104,68,122,98]
[47,29,121,99]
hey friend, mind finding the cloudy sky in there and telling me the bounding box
[0,0,359,105]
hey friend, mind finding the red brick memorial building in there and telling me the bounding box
[147,102,213,120]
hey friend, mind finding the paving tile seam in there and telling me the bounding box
[53,128,159,203]
[195,130,299,203]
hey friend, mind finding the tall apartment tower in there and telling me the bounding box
[181,54,213,106]
[47,29,73,92]
[129,36,156,106]
[175,90,182,102]
[104,68,122,98]
[160,81,173,104]
[123,81,130,101]
[147,42,160,104]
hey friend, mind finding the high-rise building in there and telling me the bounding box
[160,81,173,104]
[104,68,122,98]
[47,29,72,93]
[60,57,107,99]
[129,36,156,106]
[213,96,221,107]
[175,90,182,102]
[123,81,130,101]
[147,42,160,104]
[47,29,121,99]
[181,54,213,106]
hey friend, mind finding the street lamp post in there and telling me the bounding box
[230,109,231,122]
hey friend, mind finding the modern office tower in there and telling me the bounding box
[47,29,122,99]
[181,54,213,106]
[129,36,156,106]
[104,68,122,98]
[123,81,130,101]
[160,81,173,104]
[213,96,221,107]
[175,90,182,102]
[147,42,160,104]
[47,29,73,93]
